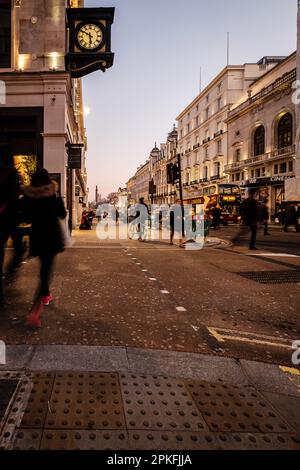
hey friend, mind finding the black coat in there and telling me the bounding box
[22,183,67,257]
[0,167,20,230]
[241,198,259,225]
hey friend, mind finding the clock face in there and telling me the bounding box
[77,23,104,50]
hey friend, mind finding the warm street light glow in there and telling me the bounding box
[84,107,91,116]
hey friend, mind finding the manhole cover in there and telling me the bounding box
[236,271,300,284]
[0,380,19,423]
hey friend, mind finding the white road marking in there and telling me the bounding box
[149,278,157,281]
[207,326,294,350]
[247,253,300,258]
[191,325,200,332]
[160,290,170,295]
[176,307,187,312]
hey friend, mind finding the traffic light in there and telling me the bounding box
[167,163,180,184]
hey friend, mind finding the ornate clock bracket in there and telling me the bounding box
[65,7,115,79]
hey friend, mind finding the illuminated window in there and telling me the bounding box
[254,126,265,156]
[278,113,293,149]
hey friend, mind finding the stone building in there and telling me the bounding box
[0,0,87,227]
[176,60,281,204]
[226,53,297,218]
[127,161,150,205]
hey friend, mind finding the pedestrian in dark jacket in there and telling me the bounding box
[21,169,67,329]
[211,204,222,230]
[283,205,299,233]
[0,145,24,310]
[232,189,259,250]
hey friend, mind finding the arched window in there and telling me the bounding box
[254,126,265,156]
[278,113,293,149]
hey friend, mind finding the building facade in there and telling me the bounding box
[127,161,150,205]
[0,0,87,227]
[226,53,297,218]
[176,60,282,204]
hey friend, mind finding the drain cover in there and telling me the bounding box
[185,381,291,433]
[236,271,300,284]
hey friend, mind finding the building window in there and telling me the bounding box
[235,173,240,181]
[255,168,261,178]
[280,162,287,173]
[241,171,245,181]
[274,164,278,175]
[215,162,221,177]
[217,140,222,154]
[217,97,222,111]
[231,174,235,182]
[288,160,293,172]
[262,167,266,176]
[278,113,293,149]
[217,83,222,93]
[253,125,265,156]
[206,94,209,103]
[187,123,190,134]
[204,147,209,160]
[251,170,254,178]
[203,166,208,180]
[195,116,199,127]
[0,0,11,68]
[235,148,241,162]
[205,107,209,120]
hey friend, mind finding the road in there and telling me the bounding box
[0,225,299,366]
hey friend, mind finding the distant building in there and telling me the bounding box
[176,59,281,204]
[0,0,87,227]
[126,161,150,204]
[226,53,297,218]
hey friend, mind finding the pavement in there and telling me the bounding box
[0,225,299,450]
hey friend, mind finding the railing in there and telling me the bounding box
[203,137,211,145]
[214,130,223,138]
[224,145,296,171]
[229,69,296,117]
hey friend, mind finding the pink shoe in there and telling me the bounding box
[26,302,43,329]
[42,294,53,306]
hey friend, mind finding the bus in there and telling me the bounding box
[199,183,242,225]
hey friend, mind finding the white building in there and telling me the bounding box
[176,60,282,204]
[226,53,297,218]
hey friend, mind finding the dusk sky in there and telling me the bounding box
[84,0,297,200]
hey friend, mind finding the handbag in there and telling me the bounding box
[58,218,74,248]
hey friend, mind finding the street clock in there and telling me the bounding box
[65,7,115,78]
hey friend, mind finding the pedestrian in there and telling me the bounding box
[258,199,270,236]
[80,210,91,230]
[283,204,299,233]
[211,204,222,230]
[21,169,67,329]
[137,197,149,242]
[96,205,102,223]
[232,188,259,250]
[88,208,95,226]
[0,145,25,310]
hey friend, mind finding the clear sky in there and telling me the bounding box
[84,0,297,200]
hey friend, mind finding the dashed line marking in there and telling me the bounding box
[149,278,157,281]
[160,290,170,295]
[176,307,187,312]
[247,252,300,258]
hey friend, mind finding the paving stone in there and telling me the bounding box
[260,392,300,434]
[40,430,129,450]
[12,429,42,450]
[0,346,34,371]
[185,379,291,433]
[129,431,220,450]
[215,432,300,450]
[120,374,208,432]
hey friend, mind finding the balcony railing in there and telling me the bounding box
[224,145,296,172]
[203,137,211,145]
[214,130,223,138]
[229,69,296,118]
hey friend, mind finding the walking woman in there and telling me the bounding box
[0,145,24,311]
[22,169,66,328]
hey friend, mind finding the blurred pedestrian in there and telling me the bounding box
[232,188,259,250]
[0,145,25,310]
[21,169,67,329]
[258,199,270,236]
[80,210,91,230]
[211,204,222,230]
[283,205,299,233]
[88,208,95,226]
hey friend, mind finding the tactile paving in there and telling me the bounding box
[120,374,208,431]
[185,380,291,433]
[129,431,220,450]
[40,430,129,450]
[20,373,55,429]
[215,432,300,450]
[13,429,43,450]
[45,373,126,430]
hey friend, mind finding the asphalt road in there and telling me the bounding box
[0,225,299,367]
